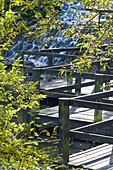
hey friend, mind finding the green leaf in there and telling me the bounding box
[30,121,34,124]
[105,0,108,5]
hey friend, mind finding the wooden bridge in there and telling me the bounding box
[17,43,113,169]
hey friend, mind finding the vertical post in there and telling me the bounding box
[47,55,52,81]
[96,61,100,73]
[67,51,73,92]
[75,76,81,96]
[94,74,103,122]
[95,74,103,93]
[59,98,70,163]
[48,55,52,67]
[105,60,111,90]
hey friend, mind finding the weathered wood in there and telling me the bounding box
[70,99,113,111]
[73,90,113,100]
[75,76,81,96]
[45,80,95,92]
[67,73,73,93]
[69,143,108,158]
[18,44,113,54]
[40,90,77,98]
[95,74,103,93]
[19,51,78,59]
[69,143,113,169]
[69,144,112,164]
[102,99,113,104]
[18,47,82,53]
[94,74,103,122]
[59,98,70,163]
[70,130,113,144]
[99,164,113,170]
[34,58,110,71]
[71,118,113,133]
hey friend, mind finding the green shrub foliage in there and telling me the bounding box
[0,57,51,169]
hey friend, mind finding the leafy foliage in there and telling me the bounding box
[0,57,54,169]
[0,0,113,168]
[72,0,113,71]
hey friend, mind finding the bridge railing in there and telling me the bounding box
[59,89,113,163]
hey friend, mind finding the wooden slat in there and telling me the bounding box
[40,90,77,98]
[72,90,113,100]
[19,46,82,53]
[99,164,113,170]
[46,80,95,92]
[69,144,110,160]
[84,155,113,169]
[69,144,113,169]
[70,130,113,144]
[70,146,113,167]
[71,118,113,133]
[70,99,113,111]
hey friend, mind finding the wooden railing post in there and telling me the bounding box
[75,76,81,96]
[105,60,111,90]
[67,72,73,92]
[47,55,52,81]
[59,98,70,163]
[96,61,100,73]
[67,51,73,92]
[94,74,103,122]
[95,74,103,93]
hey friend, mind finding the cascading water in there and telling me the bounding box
[4,2,89,67]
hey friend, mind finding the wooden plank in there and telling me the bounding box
[102,99,113,104]
[18,51,78,58]
[99,164,113,170]
[19,45,112,53]
[69,144,108,159]
[69,144,111,161]
[69,144,113,169]
[69,144,113,166]
[45,80,95,92]
[40,90,77,98]
[70,130,113,144]
[72,90,113,100]
[84,155,113,169]
[70,99,113,111]
[59,99,69,163]
[71,118,113,133]
[19,46,82,53]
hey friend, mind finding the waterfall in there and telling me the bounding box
[4,2,89,67]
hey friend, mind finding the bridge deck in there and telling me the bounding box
[69,143,113,170]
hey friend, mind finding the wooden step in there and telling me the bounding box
[69,143,113,169]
